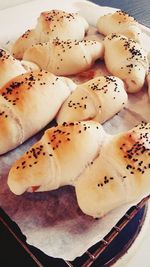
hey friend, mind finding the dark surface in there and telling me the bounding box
[0,1,150,267]
[90,0,150,27]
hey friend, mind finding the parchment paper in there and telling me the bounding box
[0,1,150,261]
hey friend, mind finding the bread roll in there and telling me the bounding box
[23,39,104,76]
[104,34,149,93]
[56,76,128,124]
[0,70,76,154]
[12,10,89,59]
[97,10,141,42]
[75,122,150,218]
[0,48,26,88]
[7,121,105,195]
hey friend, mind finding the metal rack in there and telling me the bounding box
[66,196,149,267]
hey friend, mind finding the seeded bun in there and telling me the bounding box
[97,10,141,42]
[104,34,149,93]
[0,70,76,154]
[75,122,150,218]
[56,76,128,124]
[23,39,104,76]
[7,121,105,195]
[0,48,26,88]
[12,10,89,59]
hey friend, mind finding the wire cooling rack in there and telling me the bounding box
[66,196,149,267]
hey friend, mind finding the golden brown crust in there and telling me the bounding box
[0,48,26,87]
[97,10,141,42]
[0,70,75,154]
[37,10,89,38]
[12,9,89,59]
[75,122,150,218]
[116,123,150,178]
[110,10,137,24]
[7,121,105,195]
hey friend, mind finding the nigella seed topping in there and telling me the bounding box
[98,176,115,188]
[120,122,150,175]
[16,122,100,170]
[1,71,49,104]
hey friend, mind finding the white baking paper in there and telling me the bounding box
[0,0,150,261]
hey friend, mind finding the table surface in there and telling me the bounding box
[0,1,150,267]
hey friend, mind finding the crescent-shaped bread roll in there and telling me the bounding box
[0,70,76,154]
[97,10,141,42]
[56,76,128,124]
[12,10,89,59]
[7,121,105,195]
[23,39,104,76]
[104,34,149,93]
[0,48,26,88]
[75,122,150,218]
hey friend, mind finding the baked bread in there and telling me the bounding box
[23,39,104,76]
[75,122,150,218]
[104,34,149,93]
[12,10,89,59]
[0,48,26,88]
[97,10,141,42]
[7,121,105,195]
[56,76,128,124]
[0,70,76,155]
